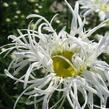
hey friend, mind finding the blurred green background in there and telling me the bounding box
[0,0,109,109]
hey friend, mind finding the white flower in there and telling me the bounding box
[78,0,109,20]
[1,0,109,109]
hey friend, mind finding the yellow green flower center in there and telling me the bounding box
[100,4,108,12]
[94,1,108,12]
[52,50,84,78]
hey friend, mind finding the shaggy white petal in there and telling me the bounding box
[1,0,109,109]
[78,0,109,20]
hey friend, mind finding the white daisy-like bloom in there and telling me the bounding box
[78,0,109,20]
[1,0,109,109]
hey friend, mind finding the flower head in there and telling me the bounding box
[1,0,109,109]
[79,0,109,20]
